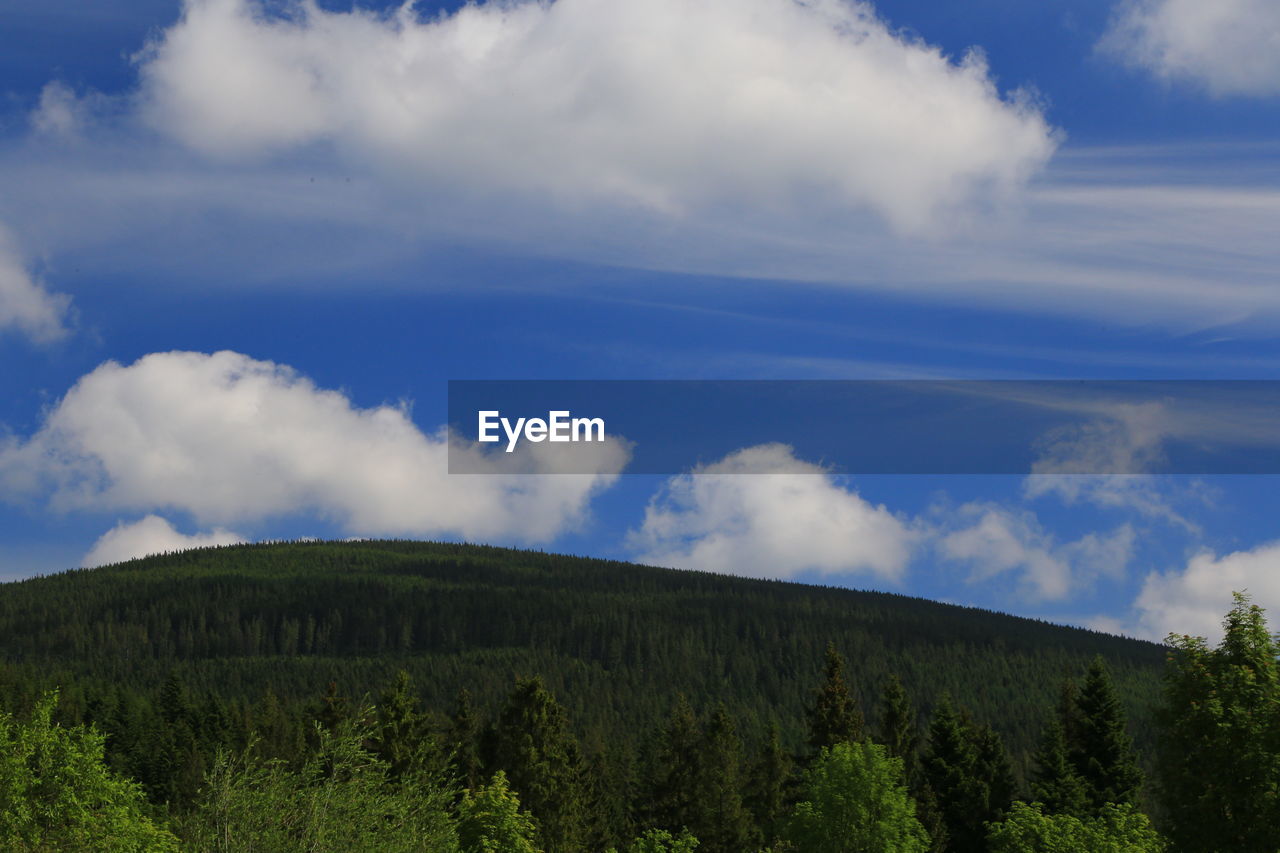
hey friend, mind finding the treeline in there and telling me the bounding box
[4,593,1280,851]
[0,539,1165,786]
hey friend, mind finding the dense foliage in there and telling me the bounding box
[1,539,1266,851]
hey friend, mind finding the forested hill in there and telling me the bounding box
[0,539,1162,779]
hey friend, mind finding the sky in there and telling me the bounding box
[2,0,1280,643]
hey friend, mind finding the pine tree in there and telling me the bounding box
[693,705,760,853]
[878,674,918,783]
[491,677,588,853]
[807,642,864,756]
[1071,656,1142,812]
[1030,717,1088,817]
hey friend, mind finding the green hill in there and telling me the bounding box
[0,539,1163,786]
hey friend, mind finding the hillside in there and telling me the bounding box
[0,539,1164,784]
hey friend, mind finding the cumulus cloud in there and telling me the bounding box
[1101,0,1280,96]
[1123,541,1280,642]
[82,514,244,567]
[937,503,1134,602]
[627,443,916,580]
[0,226,72,343]
[0,350,626,542]
[134,0,1056,232]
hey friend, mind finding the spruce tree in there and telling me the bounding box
[647,695,703,837]
[807,642,864,755]
[1030,717,1088,817]
[450,688,484,792]
[694,705,760,853]
[747,720,791,845]
[878,674,919,783]
[492,677,588,853]
[1070,656,1142,812]
[921,695,1009,853]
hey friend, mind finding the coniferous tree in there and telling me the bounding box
[373,670,435,780]
[807,642,864,755]
[747,720,791,844]
[1070,656,1142,813]
[878,674,919,783]
[693,705,759,853]
[450,688,484,792]
[647,695,703,837]
[921,695,1010,853]
[491,677,588,853]
[1030,717,1088,817]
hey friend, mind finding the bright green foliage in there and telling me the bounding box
[784,740,929,853]
[0,690,179,852]
[1156,592,1280,853]
[987,801,1164,852]
[181,715,459,852]
[491,677,589,853]
[457,770,542,853]
[921,695,1013,853]
[1070,657,1142,813]
[693,705,760,853]
[1028,718,1087,817]
[807,643,865,755]
[747,720,791,844]
[877,674,918,782]
[621,827,700,852]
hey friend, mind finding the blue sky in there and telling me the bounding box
[2,0,1280,642]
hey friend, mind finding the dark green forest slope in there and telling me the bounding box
[0,539,1162,781]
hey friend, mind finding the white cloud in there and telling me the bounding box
[1101,0,1280,96]
[82,514,244,567]
[0,226,71,343]
[937,503,1134,602]
[627,443,916,581]
[0,350,626,543]
[1124,541,1280,641]
[134,0,1055,233]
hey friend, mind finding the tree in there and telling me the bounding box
[807,642,864,755]
[877,674,918,783]
[374,670,436,780]
[920,695,1011,853]
[987,802,1164,853]
[784,741,930,853]
[0,690,180,852]
[451,688,485,792]
[693,705,759,853]
[182,714,459,852]
[457,771,541,853]
[747,720,791,844]
[1070,657,1142,812]
[491,677,588,853]
[646,695,702,836]
[1028,718,1087,817]
[620,828,700,853]
[1156,592,1280,852]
